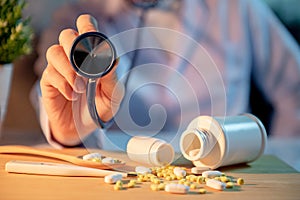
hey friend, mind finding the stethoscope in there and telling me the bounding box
[70,0,159,129]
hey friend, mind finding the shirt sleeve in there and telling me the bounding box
[30,81,64,148]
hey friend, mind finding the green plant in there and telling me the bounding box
[0,0,33,64]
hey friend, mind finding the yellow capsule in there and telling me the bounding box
[197,176,205,184]
[146,174,152,178]
[129,180,137,184]
[185,175,191,181]
[138,174,144,179]
[220,176,229,183]
[237,178,244,185]
[170,174,177,180]
[151,184,159,191]
[158,183,165,190]
[114,184,122,190]
[150,176,157,182]
[226,182,234,188]
[165,176,172,181]
[190,183,198,189]
[137,177,143,182]
[153,178,161,184]
[190,175,197,182]
[199,188,206,194]
[128,182,135,188]
[90,158,102,163]
[157,172,163,178]
[115,180,123,187]
[168,170,174,175]
[168,166,175,170]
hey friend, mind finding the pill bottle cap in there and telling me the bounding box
[127,136,174,166]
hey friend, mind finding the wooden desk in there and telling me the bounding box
[0,148,299,200]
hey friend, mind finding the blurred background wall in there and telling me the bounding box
[1,0,299,143]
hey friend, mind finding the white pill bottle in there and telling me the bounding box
[180,114,267,169]
[127,136,175,166]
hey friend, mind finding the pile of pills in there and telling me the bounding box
[103,165,245,195]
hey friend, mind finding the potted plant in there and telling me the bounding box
[0,0,33,133]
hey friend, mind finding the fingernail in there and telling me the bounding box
[75,78,86,93]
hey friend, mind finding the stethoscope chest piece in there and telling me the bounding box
[70,31,117,79]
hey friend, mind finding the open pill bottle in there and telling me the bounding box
[179,113,267,169]
[127,136,174,166]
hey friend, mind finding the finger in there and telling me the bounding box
[41,64,79,101]
[76,14,99,34]
[58,28,79,60]
[46,44,86,93]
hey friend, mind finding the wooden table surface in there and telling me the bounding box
[0,147,299,200]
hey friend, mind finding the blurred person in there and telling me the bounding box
[32,0,300,148]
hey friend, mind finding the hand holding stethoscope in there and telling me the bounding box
[40,15,123,146]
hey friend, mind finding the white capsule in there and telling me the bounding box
[104,173,123,184]
[206,179,226,191]
[191,166,210,175]
[101,157,115,164]
[135,166,152,175]
[202,170,222,178]
[173,167,186,177]
[82,152,102,160]
[165,183,189,194]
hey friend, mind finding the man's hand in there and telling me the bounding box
[40,14,124,146]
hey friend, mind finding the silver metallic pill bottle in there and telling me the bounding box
[179,114,267,169]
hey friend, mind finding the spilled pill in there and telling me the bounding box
[191,166,210,175]
[226,182,234,188]
[165,183,189,194]
[104,173,123,184]
[202,170,222,178]
[173,167,186,177]
[135,166,152,175]
[206,179,226,191]
[82,152,102,161]
[199,188,206,194]
[102,157,115,164]
[237,178,244,185]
